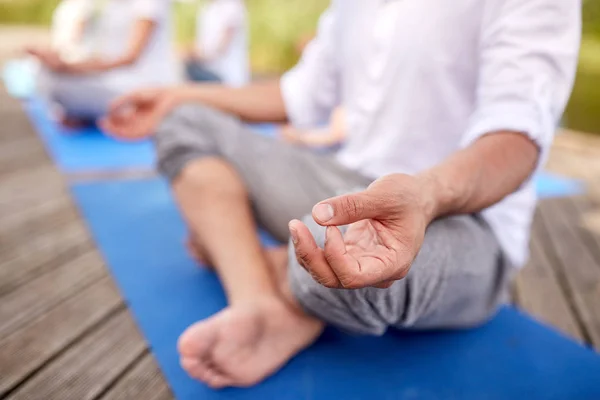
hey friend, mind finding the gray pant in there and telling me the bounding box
[155,104,513,335]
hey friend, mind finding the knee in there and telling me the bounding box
[156,103,205,139]
[155,104,224,181]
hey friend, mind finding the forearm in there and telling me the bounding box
[173,80,288,123]
[418,131,539,222]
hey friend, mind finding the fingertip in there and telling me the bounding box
[312,203,334,225]
[288,219,302,230]
[288,221,300,245]
[324,225,344,247]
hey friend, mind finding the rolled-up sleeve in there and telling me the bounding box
[280,2,341,128]
[462,0,581,170]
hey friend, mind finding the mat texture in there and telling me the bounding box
[71,177,600,400]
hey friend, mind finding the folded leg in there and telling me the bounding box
[153,103,372,387]
[289,214,513,335]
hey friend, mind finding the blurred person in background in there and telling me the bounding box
[183,0,249,86]
[27,0,178,128]
[102,0,580,389]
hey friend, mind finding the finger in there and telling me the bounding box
[312,191,382,227]
[98,117,130,139]
[289,220,341,288]
[108,92,143,116]
[322,226,363,288]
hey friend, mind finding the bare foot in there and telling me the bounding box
[59,115,90,130]
[178,297,323,388]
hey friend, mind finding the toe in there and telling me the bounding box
[178,320,218,359]
[180,356,209,381]
[204,366,233,389]
[181,357,233,389]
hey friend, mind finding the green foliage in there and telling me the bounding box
[0,0,61,25]
[173,0,327,73]
[584,0,600,39]
[0,0,327,73]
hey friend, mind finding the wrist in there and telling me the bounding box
[414,171,445,224]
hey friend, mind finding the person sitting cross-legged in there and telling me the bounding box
[101,0,580,389]
[28,0,178,128]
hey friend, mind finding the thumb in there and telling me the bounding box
[312,191,383,226]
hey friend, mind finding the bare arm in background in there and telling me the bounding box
[100,80,288,139]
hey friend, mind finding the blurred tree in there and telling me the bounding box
[584,0,600,39]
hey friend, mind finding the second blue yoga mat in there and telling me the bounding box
[24,97,156,172]
[71,177,600,400]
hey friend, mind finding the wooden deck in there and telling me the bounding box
[1,88,600,399]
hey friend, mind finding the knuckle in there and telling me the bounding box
[341,196,365,219]
[295,248,313,264]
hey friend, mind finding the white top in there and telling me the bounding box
[197,0,249,86]
[51,0,92,60]
[88,0,179,91]
[281,0,581,268]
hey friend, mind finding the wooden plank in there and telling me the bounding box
[571,196,600,265]
[6,310,147,400]
[514,213,584,342]
[0,136,48,177]
[0,278,123,396]
[539,198,600,349]
[0,221,92,296]
[100,354,173,400]
[0,193,72,235]
[0,198,81,254]
[0,251,106,338]
[0,166,65,208]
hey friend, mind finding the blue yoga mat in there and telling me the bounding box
[71,177,600,400]
[24,97,156,172]
[23,96,275,173]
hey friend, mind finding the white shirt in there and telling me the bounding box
[51,0,92,60]
[89,0,179,91]
[197,0,249,86]
[281,0,581,268]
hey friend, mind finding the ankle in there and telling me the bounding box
[229,291,282,308]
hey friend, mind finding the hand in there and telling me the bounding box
[289,174,436,289]
[54,58,108,74]
[279,125,302,144]
[100,88,179,139]
[26,47,65,70]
